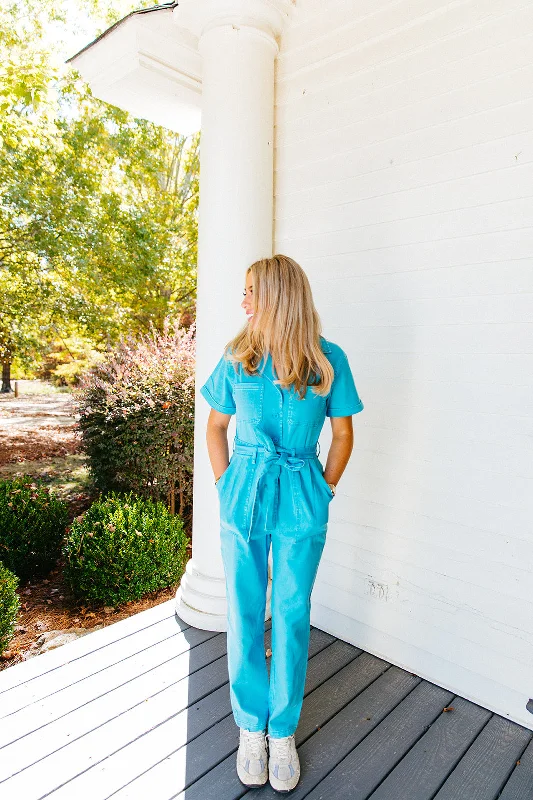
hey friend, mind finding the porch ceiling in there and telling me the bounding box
[67,2,202,134]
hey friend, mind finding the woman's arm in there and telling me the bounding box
[323,416,354,487]
[206,408,233,482]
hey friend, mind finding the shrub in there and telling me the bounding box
[0,561,20,655]
[62,491,189,606]
[73,317,195,520]
[0,476,69,581]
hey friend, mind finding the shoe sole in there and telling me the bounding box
[268,772,301,793]
[237,762,268,788]
[237,774,268,788]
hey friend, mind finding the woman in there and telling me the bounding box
[199,254,364,793]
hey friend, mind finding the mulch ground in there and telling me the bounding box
[0,389,80,467]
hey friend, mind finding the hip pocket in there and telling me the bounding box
[316,469,334,499]
[311,459,334,529]
[215,456,235,493]
[217,453,254,535]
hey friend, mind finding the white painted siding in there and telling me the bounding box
[274,0,533,729]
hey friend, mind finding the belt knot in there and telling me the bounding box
[264,449,306,472]
[232,431,318,539]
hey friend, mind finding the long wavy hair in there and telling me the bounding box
[224,254,334,399]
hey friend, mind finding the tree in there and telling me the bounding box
[0,0,199,389]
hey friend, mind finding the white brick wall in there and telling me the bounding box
[274,0,533,729]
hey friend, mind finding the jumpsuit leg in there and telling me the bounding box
[220,527,271,732]
[267,530,327,738]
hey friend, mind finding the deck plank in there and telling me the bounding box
[367,697,492,800]
[240,666,421,800]
[498,739,533,800]
[304,681,455,799]
[175,646,388,800]
[0,622,275,793]
[0,633,229,781]
[0,617,216,719]
[1,601,532,800]
[433,716,533,800]
[11,627,331,800]
[0,629,225,748]
[84,630,342,800]
[0,600,180,695]
[3,622,273,748]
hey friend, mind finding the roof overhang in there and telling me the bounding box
[67,3,202,134]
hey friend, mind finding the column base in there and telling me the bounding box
[174,556,273,631]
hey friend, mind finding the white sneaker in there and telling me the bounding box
[267,733,300,793]
[236,728,268,787]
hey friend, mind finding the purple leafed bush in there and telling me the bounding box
[73,317,196,521]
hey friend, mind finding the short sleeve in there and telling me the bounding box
[326,351,364,417]
[199,352,237,415]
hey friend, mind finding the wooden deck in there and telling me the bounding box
[0,599,532,800]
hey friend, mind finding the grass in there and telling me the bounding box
[0,453,93,505]
[5,379,71,396]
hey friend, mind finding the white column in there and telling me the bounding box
[173,0,294,630]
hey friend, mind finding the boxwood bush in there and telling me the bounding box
[63,491,189,606]
[0,561,20,656]
[0,476,69,581]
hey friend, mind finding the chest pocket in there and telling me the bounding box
[234,383,264,423]
[288,386,326,427]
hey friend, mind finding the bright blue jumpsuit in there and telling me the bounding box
[200,336,364,737]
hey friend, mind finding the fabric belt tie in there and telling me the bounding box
[233,430,318,540]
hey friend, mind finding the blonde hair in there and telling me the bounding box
[224,254,334,399]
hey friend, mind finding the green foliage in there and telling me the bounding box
[0,0,199,380]
[36,335,106,386]
[63,491,188,606]
[74,318,195,518]
[0,476,69,581]
[0,561,20,655]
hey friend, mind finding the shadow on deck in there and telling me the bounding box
[0,599,531,799]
